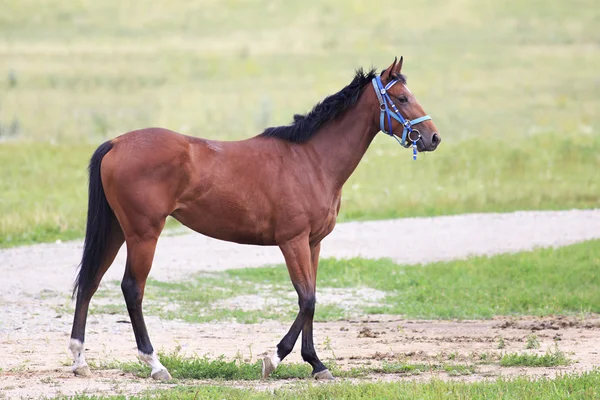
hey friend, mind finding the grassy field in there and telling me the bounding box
[87,239,600,322]
[1,0,599,246]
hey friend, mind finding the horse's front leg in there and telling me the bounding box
[300,242,331,379]
[262,237,332,379]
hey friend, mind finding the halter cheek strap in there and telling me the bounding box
[372,75,432,160]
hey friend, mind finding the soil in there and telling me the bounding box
[2,314,599,398]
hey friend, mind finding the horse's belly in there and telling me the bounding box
[171,206,277,246]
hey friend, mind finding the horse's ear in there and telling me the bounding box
[396,56,403,73]
[380,57,398,83]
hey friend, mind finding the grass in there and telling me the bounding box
[111,350,474,380]
[228,239,600,320]
[1,0,599,247]
[119,353,313,381]
[525,334,541,350]
[87,239,600,323]
[500,350,571,367]
[65,370,600,399]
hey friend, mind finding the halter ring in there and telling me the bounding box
[408,129,421,142]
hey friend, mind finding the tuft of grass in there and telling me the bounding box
[500,350,570,367]
[525,334,541,350]
[497,337,506,349]
[374,362,475,376]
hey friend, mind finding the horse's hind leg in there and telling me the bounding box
[70,218,124,377]
[121,229,171,380]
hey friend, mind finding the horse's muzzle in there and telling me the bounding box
[419,133,441,152]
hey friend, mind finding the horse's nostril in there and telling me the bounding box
[431,133,440,146]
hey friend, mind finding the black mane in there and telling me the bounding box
[260,68,405,143]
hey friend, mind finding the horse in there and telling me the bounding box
[68,56,440,381]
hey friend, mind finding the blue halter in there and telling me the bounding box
[371,75,431,160]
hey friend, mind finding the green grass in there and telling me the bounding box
[88,240,600,323]
[500,350,571,367]
[228,240,600,319]
[65,370,600,399]
[113,351,475,380]
[89,275,301,324]
[1,0,599,247]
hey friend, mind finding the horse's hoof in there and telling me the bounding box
[313,369,334,380]
[151,369,172,381]
[262,356,277,379]
[73,365,92,377]
[313,369,335,380]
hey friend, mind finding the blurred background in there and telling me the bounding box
[0,0,598,247]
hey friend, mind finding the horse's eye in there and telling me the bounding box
[398,96,408,104]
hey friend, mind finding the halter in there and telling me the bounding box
[372,75,431,160]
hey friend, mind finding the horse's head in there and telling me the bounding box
[373,57,440,152]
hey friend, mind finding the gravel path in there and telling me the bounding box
[1,209,599,300]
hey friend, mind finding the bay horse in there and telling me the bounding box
[69,56,440,381]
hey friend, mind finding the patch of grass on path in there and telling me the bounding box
[118,352,314,380]
[114,351,474,380]
[500,350,571,367]
[90,240,600,322]
[229,240,600,319]
[66,370,600,399]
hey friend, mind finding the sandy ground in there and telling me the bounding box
[2,315,599,398]
[1,210,600,398]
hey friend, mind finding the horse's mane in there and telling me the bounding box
[260,68,406,143]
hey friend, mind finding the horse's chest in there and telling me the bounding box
[310,194,341,243]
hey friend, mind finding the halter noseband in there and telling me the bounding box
[372,75,431,160]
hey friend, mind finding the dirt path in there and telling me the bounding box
[1,210,599,398]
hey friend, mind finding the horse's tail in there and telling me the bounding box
[72,140,116,300]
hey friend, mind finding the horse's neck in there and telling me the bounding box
[308,101,378,190]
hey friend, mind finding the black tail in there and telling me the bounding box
[72,141,115,299]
